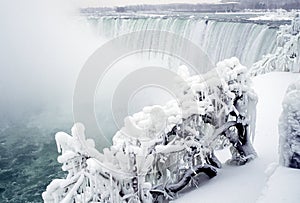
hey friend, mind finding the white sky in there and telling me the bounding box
[78,0,221,7]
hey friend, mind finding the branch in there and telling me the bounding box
[165,164,217,196]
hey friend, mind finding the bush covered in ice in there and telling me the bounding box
[279,78,300,169]
[250,14,300,75]
[43,57,257,203]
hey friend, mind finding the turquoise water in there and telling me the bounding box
[0,124,65,202]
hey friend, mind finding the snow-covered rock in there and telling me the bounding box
[279,78,300,169]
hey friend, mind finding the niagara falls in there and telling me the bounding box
[0,0,300,202]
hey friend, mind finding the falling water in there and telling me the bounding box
[93,16,277,68]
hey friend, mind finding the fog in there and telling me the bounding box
[0,0,100,128]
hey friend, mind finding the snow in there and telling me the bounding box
[257,166,300,203]
[250,15,300,76]
[43,69,300,202]
[253,72,295,163]
[279,78,300,168]
[248,10,296,21]
[44,57,259,202]
[43,46,300,202]
[174,72,300,203]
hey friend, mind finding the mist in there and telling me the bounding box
[0,0,100,128]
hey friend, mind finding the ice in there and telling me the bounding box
[155,144,185,154]
[177,65,190,80]
[250,14,300,76]
[123,116,144,137]
[57,151,77,164]
[42,179,65,202]
[279,78,300,169]
[55,132,81,154]
[175,72,300,203]
[43,57,258,202]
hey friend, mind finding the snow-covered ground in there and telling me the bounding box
[174,72,300,203]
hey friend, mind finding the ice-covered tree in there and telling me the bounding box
[43,57,257,202]
[279,78,300,169]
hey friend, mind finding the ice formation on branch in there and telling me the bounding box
[279,78,300,169]
[43,57,257,203]
[250,14,300,76]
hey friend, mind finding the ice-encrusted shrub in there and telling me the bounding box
[279,78,300,169]
[250,15,300,75]
[43,57,257,203]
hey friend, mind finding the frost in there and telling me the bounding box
[43,57,257,202]
[279,78,300,169]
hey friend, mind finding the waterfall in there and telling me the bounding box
[91,16,277,68]
[81,16,279,148]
